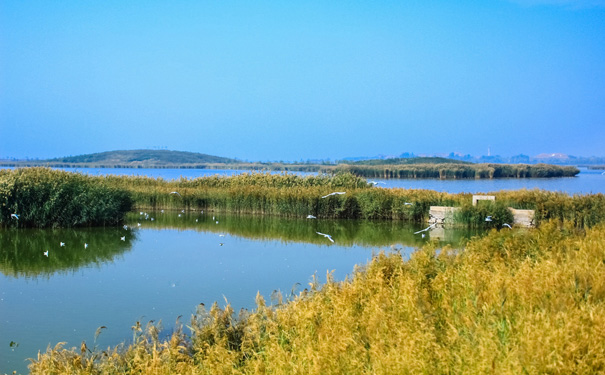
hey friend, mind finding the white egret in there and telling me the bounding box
[316,231,335,243]
[170,191,182,197]
[485,216,493,222]
[503,223,512,229]
[178,214,182,217]
[137,223,141,227]
[120,236,126,241]
[369,181,385,185]
[404,202,413,206]
[123,225,128,230]
[321,192,346,198]
[216,221,219,224]
[60,242,65,247]
[84,243,88,249]
[414,223,436,235]
[44,250,49,257]
[306,215,317,219]
[10,213,19,220]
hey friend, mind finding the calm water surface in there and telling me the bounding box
[1,212,480,374]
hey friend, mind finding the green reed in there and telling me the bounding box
[0,168,133,228]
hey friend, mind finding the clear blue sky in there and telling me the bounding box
[1,0,604,161]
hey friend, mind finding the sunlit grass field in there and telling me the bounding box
[28,222,605,374]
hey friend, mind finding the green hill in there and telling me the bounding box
[48,150,238,166]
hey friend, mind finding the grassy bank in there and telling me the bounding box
[2,168,603,229]
[0,168,133,228]
[28,222,605,374]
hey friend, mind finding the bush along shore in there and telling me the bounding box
[1,168,603,229]
[28,221,605,374]
[0,168,133,228]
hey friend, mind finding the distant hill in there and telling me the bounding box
[350,157,472,166]
[46,150,239,166]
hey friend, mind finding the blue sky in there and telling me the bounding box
[1,0,604,161]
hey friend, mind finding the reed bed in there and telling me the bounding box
[2,168,604,229]
[334,163,579,179]
[0,168,133,228]
[28,221,605,374]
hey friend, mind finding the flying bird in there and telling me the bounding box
[10,213,19,220]
[414,223,436,235]
[485,216,493,222]
[321,192,346,198]
[44,250,49,257]
[84,243,88,249]
[503,223,512,229]
[369,181,385,185]
[60,242,65,247]
[170,191,182,197]
[404,202,413,206]
[120,236,126,241]
[306,215,317,219]
[316,231,335,243]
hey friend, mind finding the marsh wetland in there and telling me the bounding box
[1,167,604,374]
[0,212,481,373]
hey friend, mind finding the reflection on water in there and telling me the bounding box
[128,210,482,249]
[0,228,135,278]
[0,212,483,374]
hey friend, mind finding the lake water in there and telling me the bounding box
[0,211,481,374]
[1,166,603,373]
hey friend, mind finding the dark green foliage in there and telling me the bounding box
[0,168,133,228]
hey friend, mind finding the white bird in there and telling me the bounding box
[84,243,88,249]
[150,218,154,221]
[421,233,425,238]
[120,236,126,241]
[44,250,49,257]
[170,191,182,197]
[485,216,493,222]
[181,210,185,213]
[215,221,219,224]
[219,234,225,237]
[321,192,346,199]
[140,212,144,215]
[161,210,164,213]
[195,219,198,222]
[503,223,512,229]
[137,223,141,227]
[10,213,19,220]
[316,231,335,243]
[404,202,413,206]
[306,215,317,219]
[414,223,436,235]
[123,225,128,230]
[178,214,182,217]
[60,242,65,247]
[369,181,385,185]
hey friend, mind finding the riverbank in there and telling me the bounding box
[28,222,605,374]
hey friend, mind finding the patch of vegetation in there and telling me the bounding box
[0,168,133,228]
